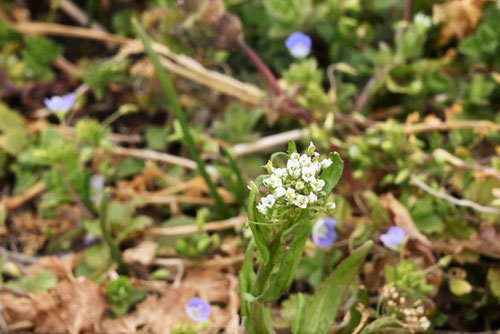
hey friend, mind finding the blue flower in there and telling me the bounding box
[44,93,76,113]
[285,32,312,58]
[90,175,105,204]
[380,226,407,249]
[312,217,337,248]
[186,297,211,322]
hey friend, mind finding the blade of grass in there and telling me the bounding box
[99,190,127,274]
[132,18,231,218]
[221,146,247,205]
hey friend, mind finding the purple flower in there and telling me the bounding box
[43,93,76,113]
[312,218,337,248]
[380,226,407,249]
[186,297,211,322]
[90,175,105,203]
[83,232,96,246]
[285,32,312,58]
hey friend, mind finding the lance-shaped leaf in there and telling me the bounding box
[320,152,344,197]
[300,241,373,334]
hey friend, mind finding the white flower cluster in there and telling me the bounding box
[256,143,332,215]
[383,287,430,333]
[414,13,432,32]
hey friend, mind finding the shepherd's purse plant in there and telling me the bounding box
[240,141,373,334]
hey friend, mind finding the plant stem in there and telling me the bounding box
[99,190,127,273]
[251,232,281,296]
[404,0,414,22]
[238,41,282,96]
[132,18,231,218]
[221,146,247,205]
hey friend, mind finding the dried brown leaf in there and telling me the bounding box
[101,267,232,333]
[380,193,431,247]
[433,0,484,44]
[33,278,106,334]
[123,240,158,266]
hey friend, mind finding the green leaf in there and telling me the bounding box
[116,157,145,179]
[263,216,312,302]
[34,270,58,291]
[449,278,472,296]
[0,104,27,154]
[248,301,275,334]
[107,276,132,302]
[213,104,261,143]
[22,36,63,81]
[145,125,170,151]
[288,293,309,334]
[239,241,256,328]
[487,267,500,300]
[288,140,297,155]
[320,152,344,196]
[132,18,230,218]
[301,241,373,334]
[247,175,271,263]
[82,60,128,100]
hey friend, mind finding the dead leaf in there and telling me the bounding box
[33,278,106,334]
[123,240,158,266]
[380,193,431,247]
[28,254,79,281]
[433,0,484,44]
[101,267,232,333]
[0,293,36,325]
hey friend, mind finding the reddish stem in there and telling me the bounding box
[238,41,282,96]
[404,0,413,22]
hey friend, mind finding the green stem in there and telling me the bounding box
[251,232,281,296]
[99,191,127,273]
[221,147,247,205]
[132,18,231,218]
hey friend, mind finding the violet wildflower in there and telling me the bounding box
[285,32,312,58]
[90,175,105,204]
[312,218,337,248]
[83,232,96,246]
[186,297,211,323]
[380,226,407,249]
[43,93,76,113]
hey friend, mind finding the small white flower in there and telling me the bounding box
[299,154,312,167]
[418,316,430,330]
[293,194,309,208]
[263,174,282,189]
[257,203,268,214]
[301,166,316,182]
[313,152,320,157]
[414,13,432,30]
[274,186,286,198]
[261,194,276,208]
[326,202,336,210]
[320,158,332,169]
[311,179,325,192]
[310,162,321,174]
[273,167,287,178]
[269,174,282,188]
[290,152,300,160]
[285,187,296,200]
[308,193,318,203]
[287,159,301,178]
[295,181,305,191]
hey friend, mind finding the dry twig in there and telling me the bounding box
[433,149,500,181]
[405,120,500,134]
[411,175,500,215]
[144,215,247,237]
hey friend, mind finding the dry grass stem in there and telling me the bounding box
[144,215,247,237]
